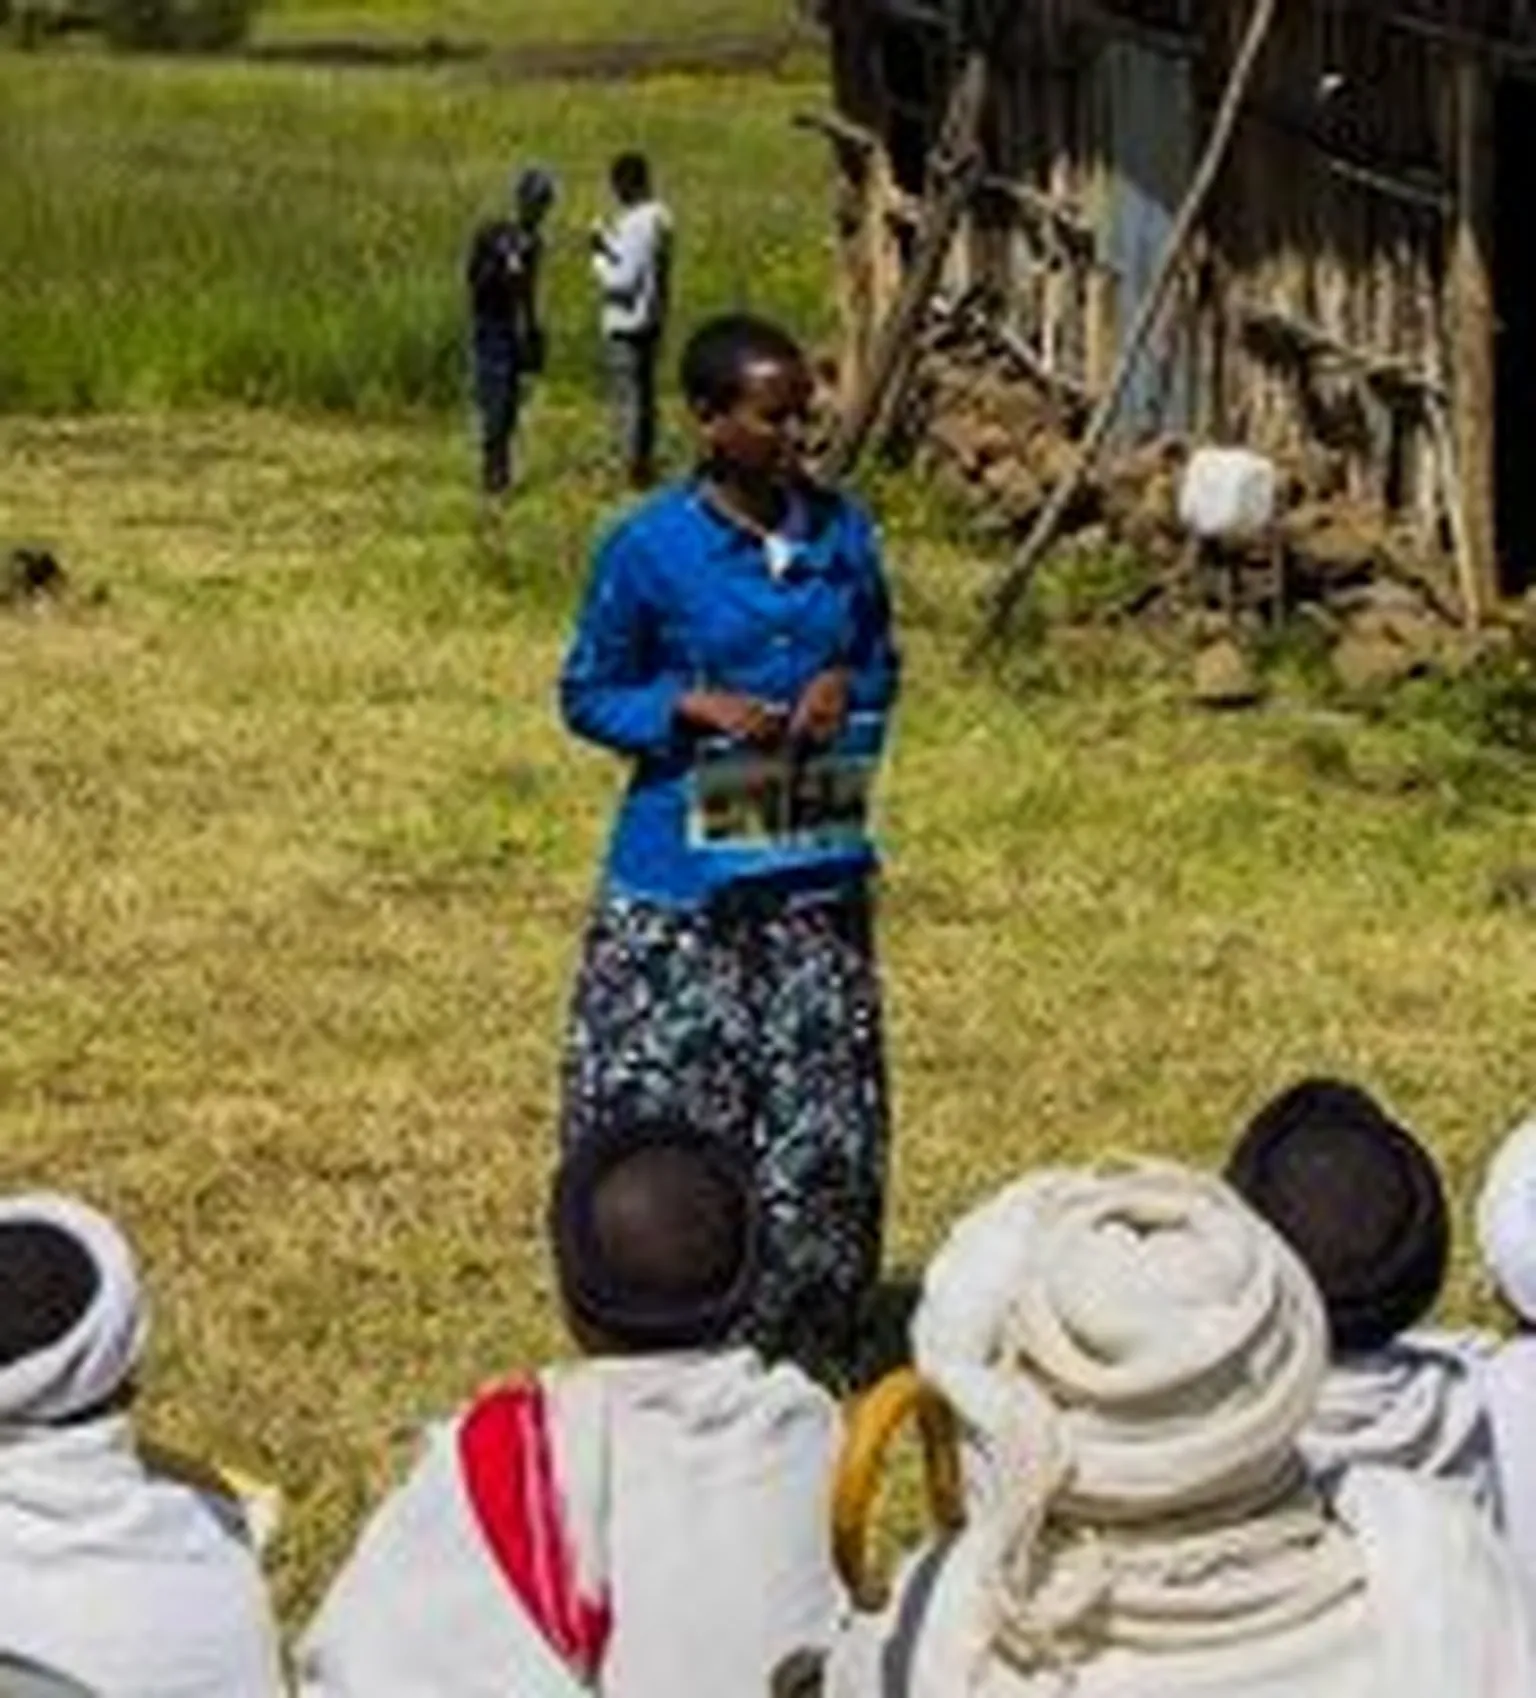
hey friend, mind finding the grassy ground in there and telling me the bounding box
[4,407,1536,1628]
[4,26,1536,1647]
[254,0,799,47]
[0,55,832,415]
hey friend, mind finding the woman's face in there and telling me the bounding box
[699,354,813,486]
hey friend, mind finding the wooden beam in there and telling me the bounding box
[1234,299,1448,402]
[1386,10,1536,67]
[976,175,1097,254]
[792,108,881,157]
[993,320,1094,409]
[869,0,957,29]
[1320,150,1452,217]
[882,189,925,231]
[974,0,1283,655]
[1230,101,1452,215]
[817,48,990,483]
[1448,56,1499,619]
[1074,0,1199,60]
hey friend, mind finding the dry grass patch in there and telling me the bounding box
[2,409,1534,1627]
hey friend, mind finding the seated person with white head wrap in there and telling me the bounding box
[1477,1113,1536,1616]
[0,1194,284,1697]
[816,1161,1536,1698]
[297,1121,842,1698]
[1226,1079,1499,1511]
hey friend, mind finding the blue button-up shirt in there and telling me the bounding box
[560,480,901,908]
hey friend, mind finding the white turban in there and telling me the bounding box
[908,1163,1353,1677]
[0,1194,147,1425]
[915,1161,1329,1522]
[1477,1116,1536,1324]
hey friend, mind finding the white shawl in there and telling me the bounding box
[827,1463,1536,1698]
[1300,1330,1499,1515]
[297,1348,841,1698]
[1475,1115,1536,1622]
[294,1417,583,1698]
[1485,1339,1536,1625]
[837,1162,1536,1698]
[0,1416,284,1698]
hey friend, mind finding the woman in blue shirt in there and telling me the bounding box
[559,313,900,1378]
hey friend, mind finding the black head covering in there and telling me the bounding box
[550,1122,759,1353]
[1225,1078,1449,1353]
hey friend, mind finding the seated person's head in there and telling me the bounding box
[550,1124,757,1355]
[609,151,651,205]
[914,1159,1333,1533]
[1225,1078,1448,1354]
[0,1194,145,1425]
[1477,1114,1536,1329]
[680,314,812,492]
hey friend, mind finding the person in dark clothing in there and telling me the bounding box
[466,166,555,498]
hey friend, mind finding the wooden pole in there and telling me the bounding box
[1448,56,1498,622]
[1425,151,1481,631]
[1425,389,1481,629]
[971,0,1282,658]
[817,48,990,485]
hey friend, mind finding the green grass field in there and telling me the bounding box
[255,0,799,47]
[6,404,1536,1624]
[0,55,832,416]
[3,35,1536,1646]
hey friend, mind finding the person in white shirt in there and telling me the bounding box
[814,1161,1536,1698]
[590,151,673,489]
[0,1193,284,1698]
[1226,1078,1498,1512]
[1477,1113,1536,1618]
[296,1120,842,1698]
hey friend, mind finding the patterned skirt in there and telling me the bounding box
[560,881,889,1375]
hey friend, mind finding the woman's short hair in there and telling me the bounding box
[679,314,806,414]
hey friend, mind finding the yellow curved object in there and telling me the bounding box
[139,1439,283,1551]
[833,1367,964,1608]
[139,1440,257,1499]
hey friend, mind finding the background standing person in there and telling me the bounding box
[465,166,554,500]
[558,312,900,1383]
[590,152,672,489]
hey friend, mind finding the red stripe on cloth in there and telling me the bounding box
[459,1379,612,1681]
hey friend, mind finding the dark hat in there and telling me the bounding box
[1225,1078,1449,1353]
[550,1122,759,1353]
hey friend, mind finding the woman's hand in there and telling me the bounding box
[677,689,789,746]
[789,668,851,746]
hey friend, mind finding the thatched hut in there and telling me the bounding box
[806,0,1536,610]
